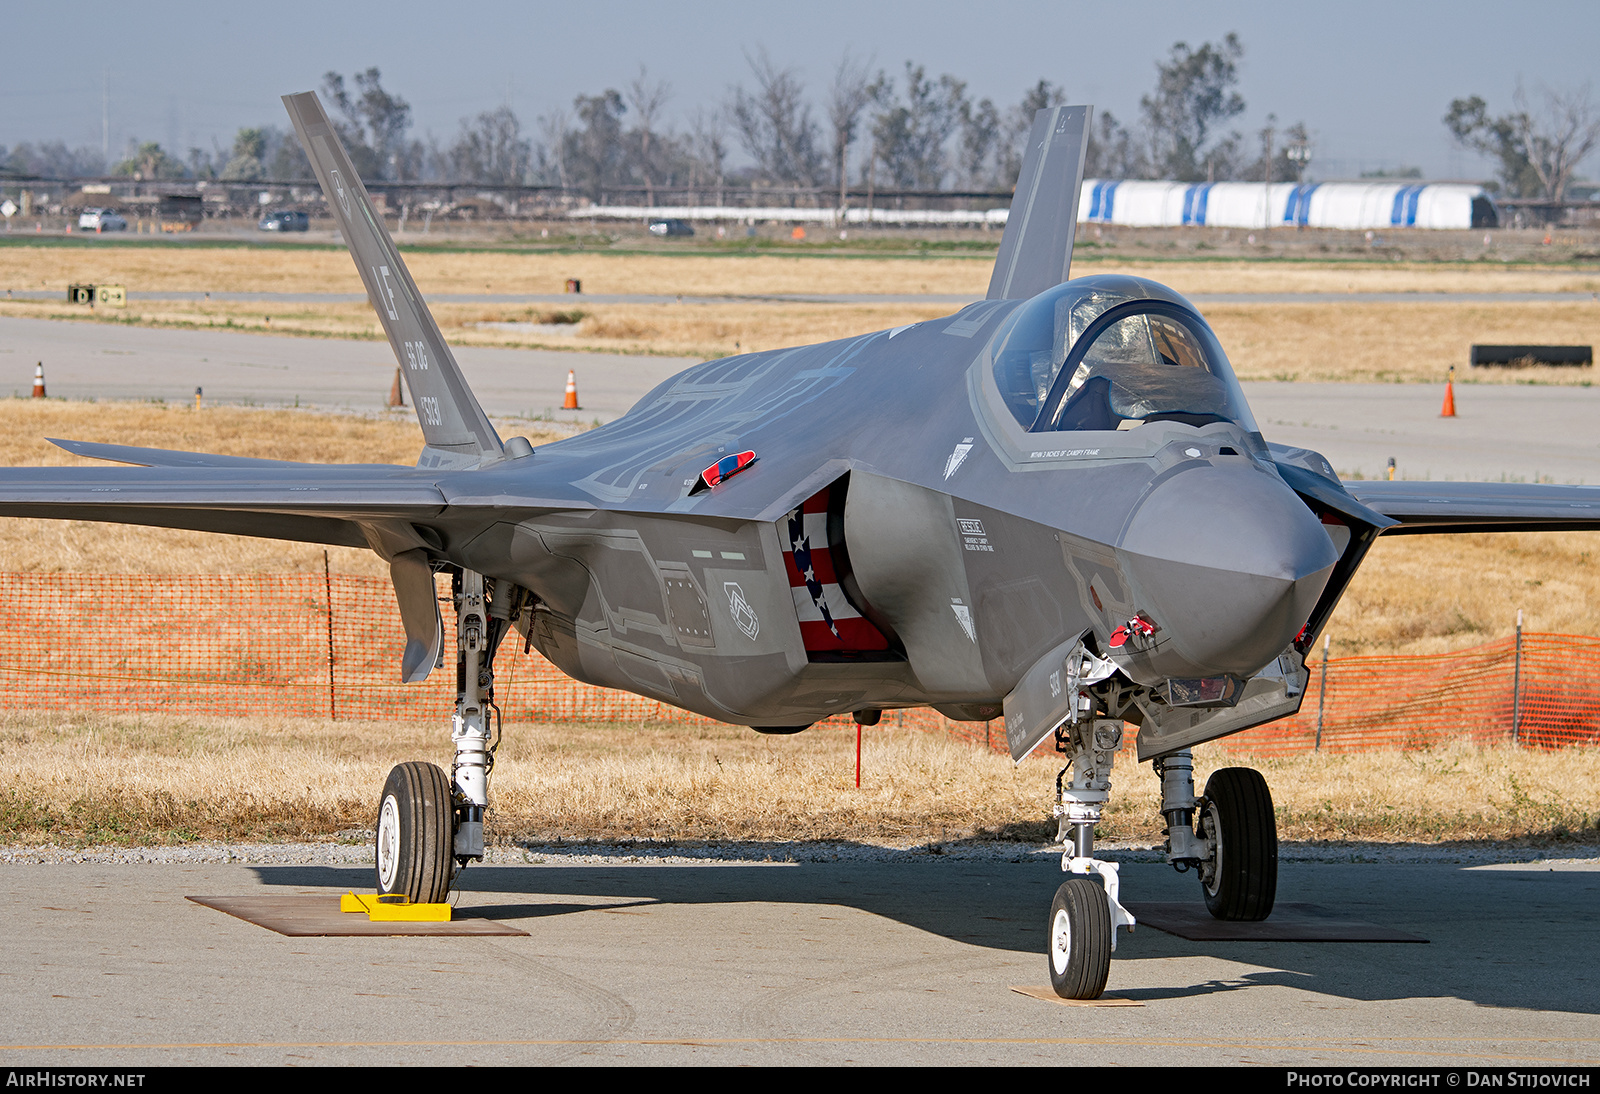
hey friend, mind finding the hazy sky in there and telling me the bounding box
[5,0,1598,181]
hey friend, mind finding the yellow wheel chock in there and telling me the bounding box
[341,892,452,922]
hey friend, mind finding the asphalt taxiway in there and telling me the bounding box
[3,315,1596,483]
[1,849,1594,1066]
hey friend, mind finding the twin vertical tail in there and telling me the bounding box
[987,105,1092,301]
[282,91,503,469]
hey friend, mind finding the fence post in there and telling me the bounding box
[1511,608,1522,747]
[1315,633,1330,750]
[324,550,337,721]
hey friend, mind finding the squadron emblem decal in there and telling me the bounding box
[724,582,760,640]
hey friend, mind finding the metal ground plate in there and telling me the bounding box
[1125,901,1427,942]
[187,893,529,936]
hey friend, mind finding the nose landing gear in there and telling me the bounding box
[1046,716,1137,999]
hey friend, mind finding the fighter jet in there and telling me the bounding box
[3,95,1597,999]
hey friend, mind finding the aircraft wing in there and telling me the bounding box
[1345,480,1600,534]
[0,463,451,548]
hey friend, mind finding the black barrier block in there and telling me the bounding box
[1470,344,1593,367]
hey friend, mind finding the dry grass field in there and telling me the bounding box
[0,711,1593,847]
[4,241,1600,296]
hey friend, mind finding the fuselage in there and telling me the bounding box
[446,276,1339,729]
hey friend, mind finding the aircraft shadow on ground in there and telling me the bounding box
[252,841,1599,1017]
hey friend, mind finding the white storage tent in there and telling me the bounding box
[1079,180,1497,230]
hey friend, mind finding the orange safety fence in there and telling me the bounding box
[0,572,1593,752]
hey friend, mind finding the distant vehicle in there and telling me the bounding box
[77,209,127,232]
[258,209,310,232]
[648,218,694,237]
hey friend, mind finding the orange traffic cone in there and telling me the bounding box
[31,362,45,398]
[1440,367,1456,418]
[388,367,405,408]
[563,369,580,410]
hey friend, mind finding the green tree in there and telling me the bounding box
[220,128,266,181]
[1140,33,1246,181]
[563,89,627,201]
[867,62,966,189]
[321,68,415,180]
[114,141,185,180]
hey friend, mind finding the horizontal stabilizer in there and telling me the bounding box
[282,91,502,469]
[50,437,303,468]
[1347,480,1600,534]
[987,105,1091,301]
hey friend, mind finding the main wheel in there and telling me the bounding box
[374,761,455,904]
[1047,877,1111,999]
[1198,766,1277,921]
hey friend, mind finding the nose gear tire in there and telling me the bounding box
[1199,766,1277,921]
[374,761,455,904]
[1047,877,1112,999]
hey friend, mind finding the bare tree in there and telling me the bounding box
[689,108,728,205]
[1447,84,1600,202]
[627,66,672,205]
[827,52,874,207]
[729,48,824,189]
[449,106,532,186]
[537,109,570,190]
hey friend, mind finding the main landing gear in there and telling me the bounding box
[1156,751,1278,921]
[374,568,523,902]
[1043,691,1279,999]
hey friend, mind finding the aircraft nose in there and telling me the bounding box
[1114,462,1338,679]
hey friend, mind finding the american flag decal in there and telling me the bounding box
[782,483,891,656]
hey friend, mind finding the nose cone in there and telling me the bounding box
[1114,463,1338,680]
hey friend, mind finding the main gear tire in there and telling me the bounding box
[374,762,455,904]
[1047,877,1112,999]
[1198,766,1277,921]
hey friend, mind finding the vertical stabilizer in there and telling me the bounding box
[283,91,503,468]
[987,105,1092,301]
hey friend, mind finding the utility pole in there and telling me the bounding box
[1286,137,1312,230]
[102,70,109,165]
[1261,114,1276,231]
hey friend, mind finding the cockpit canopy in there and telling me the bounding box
[987,275,1258,434]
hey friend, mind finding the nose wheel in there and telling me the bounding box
[1196,766,1278,920]
[1047,876,1112,999]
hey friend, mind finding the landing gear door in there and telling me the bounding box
[1005,635,1083,761]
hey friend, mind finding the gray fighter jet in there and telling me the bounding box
[3,95,1597,999]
